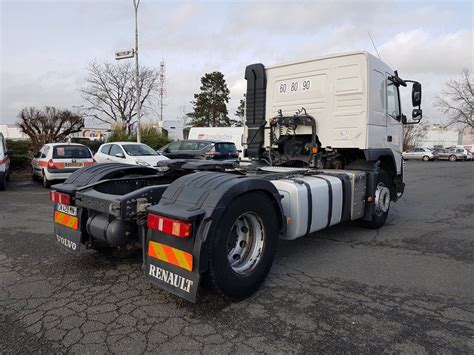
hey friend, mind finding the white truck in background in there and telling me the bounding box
[188,127,245,159]
[50,51,422,302]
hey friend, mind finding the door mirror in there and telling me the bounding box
[412,82,422,107]
[115,152,125,158]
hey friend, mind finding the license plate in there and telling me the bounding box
[65,162,83,168]
[56,203,77,216]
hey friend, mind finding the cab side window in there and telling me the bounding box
[387,82,401,121]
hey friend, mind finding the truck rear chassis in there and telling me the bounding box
[52,161,386,302]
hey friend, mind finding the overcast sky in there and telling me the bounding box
[0,0,472,127]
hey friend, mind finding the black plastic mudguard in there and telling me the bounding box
[52,163,159,195]
[144,171,285,302]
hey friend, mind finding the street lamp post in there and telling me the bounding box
[133,0,141,143]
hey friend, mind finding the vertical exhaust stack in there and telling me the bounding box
[244,64,266,160]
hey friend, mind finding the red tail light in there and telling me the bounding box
[147,214,191,238]
[48,159,58,169]
[50,191,71,205]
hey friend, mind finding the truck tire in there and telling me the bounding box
[206,191,279,301]
[361,170,391,229]
[0,173,5,191]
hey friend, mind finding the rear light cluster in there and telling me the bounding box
[48,159,58,169]
[147,214,191,238]
[50,191,71,205]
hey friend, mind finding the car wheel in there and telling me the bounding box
[422,155,430,161]
[359,170,391,229]
[32,169,39,181]
[42,170,51,188]
[205,191,279,301]
[449,155,457,162]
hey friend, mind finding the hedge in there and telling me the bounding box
[6,139,33,170]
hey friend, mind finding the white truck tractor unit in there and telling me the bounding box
[50,51,422,302]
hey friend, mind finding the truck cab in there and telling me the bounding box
[244,51,422,198]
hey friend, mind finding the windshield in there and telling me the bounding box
[53,145,91,159]
[122,144,157,156]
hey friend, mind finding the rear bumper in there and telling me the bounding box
[45,170,75,181]
[47,168,80,174]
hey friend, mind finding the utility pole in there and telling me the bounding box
[133,0,141,143]
[158,60,166,122]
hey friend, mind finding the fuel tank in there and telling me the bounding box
[271,175,343,240]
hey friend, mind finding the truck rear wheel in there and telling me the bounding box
[206,191,279,301]
[361,170,391,229]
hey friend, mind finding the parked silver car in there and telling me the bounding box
[402,147,438,161]
[436,148,468,161]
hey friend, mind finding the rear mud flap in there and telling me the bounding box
[54,223,82,254]
[145,254,200,302]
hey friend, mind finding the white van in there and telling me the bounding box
[188,127,245,159]
[0,133,11,190]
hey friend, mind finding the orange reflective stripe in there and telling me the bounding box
[161,244,179,266]
[38,161,48,167]
[148,241,193,271]
[54,211,78,230]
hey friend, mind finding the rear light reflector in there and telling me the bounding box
[50,191,71,205]
[147,214,191,238]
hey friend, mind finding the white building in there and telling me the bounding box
[419,124,464,148]
[0,124,28,140]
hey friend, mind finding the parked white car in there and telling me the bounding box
[0,132,11,190]
[32,143,95,187]
[94,142,169,167]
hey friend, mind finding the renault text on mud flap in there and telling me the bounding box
[56,235,77,250]
[148,264,194,293]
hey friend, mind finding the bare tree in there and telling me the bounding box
[403,123,428,151]
[81,61,160,127]
[435,69,473,128]
[18,106,84,150]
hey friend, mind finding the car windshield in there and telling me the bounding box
[122,144,157,156]
[53,145,91,159]
[215,143,237,153]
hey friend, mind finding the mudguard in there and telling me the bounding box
[52,163,159,194]
[144,171,286,302]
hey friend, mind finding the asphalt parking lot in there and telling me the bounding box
[0,161,473,354]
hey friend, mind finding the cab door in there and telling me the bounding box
[386,75,403,172]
